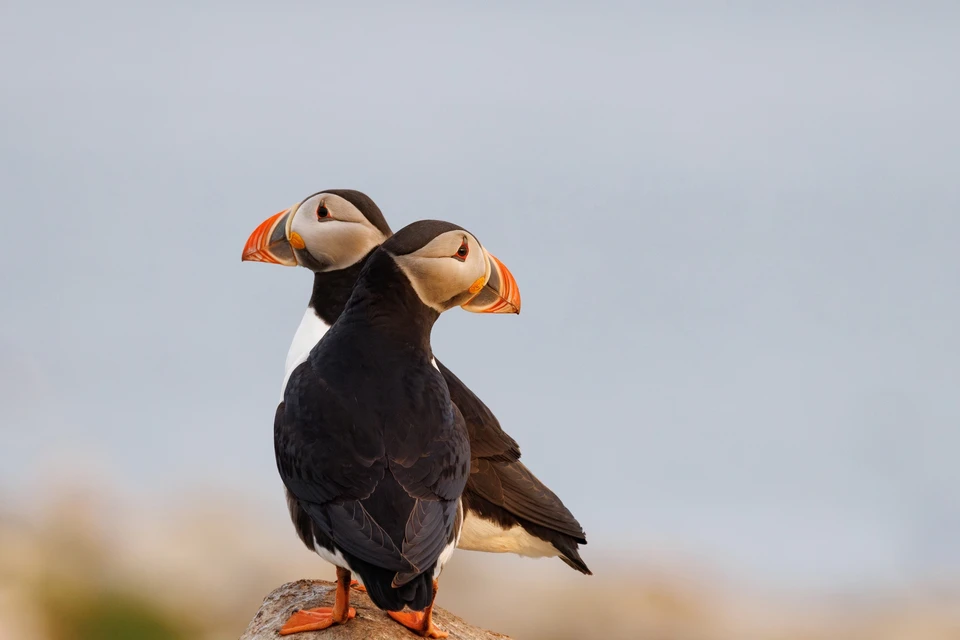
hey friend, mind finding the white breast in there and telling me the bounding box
[281,308,330,399]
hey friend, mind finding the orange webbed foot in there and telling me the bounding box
[349,579,367,593]
[387,610,448,638]
[279,606,356,635]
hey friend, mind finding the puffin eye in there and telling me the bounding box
[316,203,330,220]
[452,240,469,262]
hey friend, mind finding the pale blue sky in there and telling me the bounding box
[2,2,958,591]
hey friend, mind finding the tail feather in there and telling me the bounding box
[352,561,436,612]
[559,547,592,575]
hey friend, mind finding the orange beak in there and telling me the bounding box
[462,250,521,314]
[241,208,298,266]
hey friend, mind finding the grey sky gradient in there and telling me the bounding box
[2,2,958,591]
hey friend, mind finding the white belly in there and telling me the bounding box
[312,535,353,572]
[281,308,330,399]
[457,512,559,558]
[433,499,463,578]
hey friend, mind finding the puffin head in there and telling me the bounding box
[383,220,521,315]
[242,189,391,271]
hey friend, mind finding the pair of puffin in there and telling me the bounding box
[243,190,589,637]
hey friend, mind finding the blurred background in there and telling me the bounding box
[2,2,959,639]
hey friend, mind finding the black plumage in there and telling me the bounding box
[276,246,470,611]
[280,192,590,575]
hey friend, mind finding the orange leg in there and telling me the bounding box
[279,567,357,635]
[386,579,447,638]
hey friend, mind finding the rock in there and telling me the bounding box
[240,580,511,640]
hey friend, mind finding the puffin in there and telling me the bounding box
[268,219,521,637]
[242,190,590,578]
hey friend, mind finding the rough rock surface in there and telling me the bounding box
[240,580,511,640]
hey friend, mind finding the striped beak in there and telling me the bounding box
[461,250,521,314]
[242,208,298,266]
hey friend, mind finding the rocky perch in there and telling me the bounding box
[240,580,511,640]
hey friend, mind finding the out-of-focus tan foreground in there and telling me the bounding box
[2,482,958,640]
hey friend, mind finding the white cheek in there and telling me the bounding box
[292,218,333,258]
[439,257,479,304]
[298,220,382,271]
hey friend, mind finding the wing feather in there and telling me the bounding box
[299,499,414,572]
[393,498,458,586]
[469,459,587,542]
